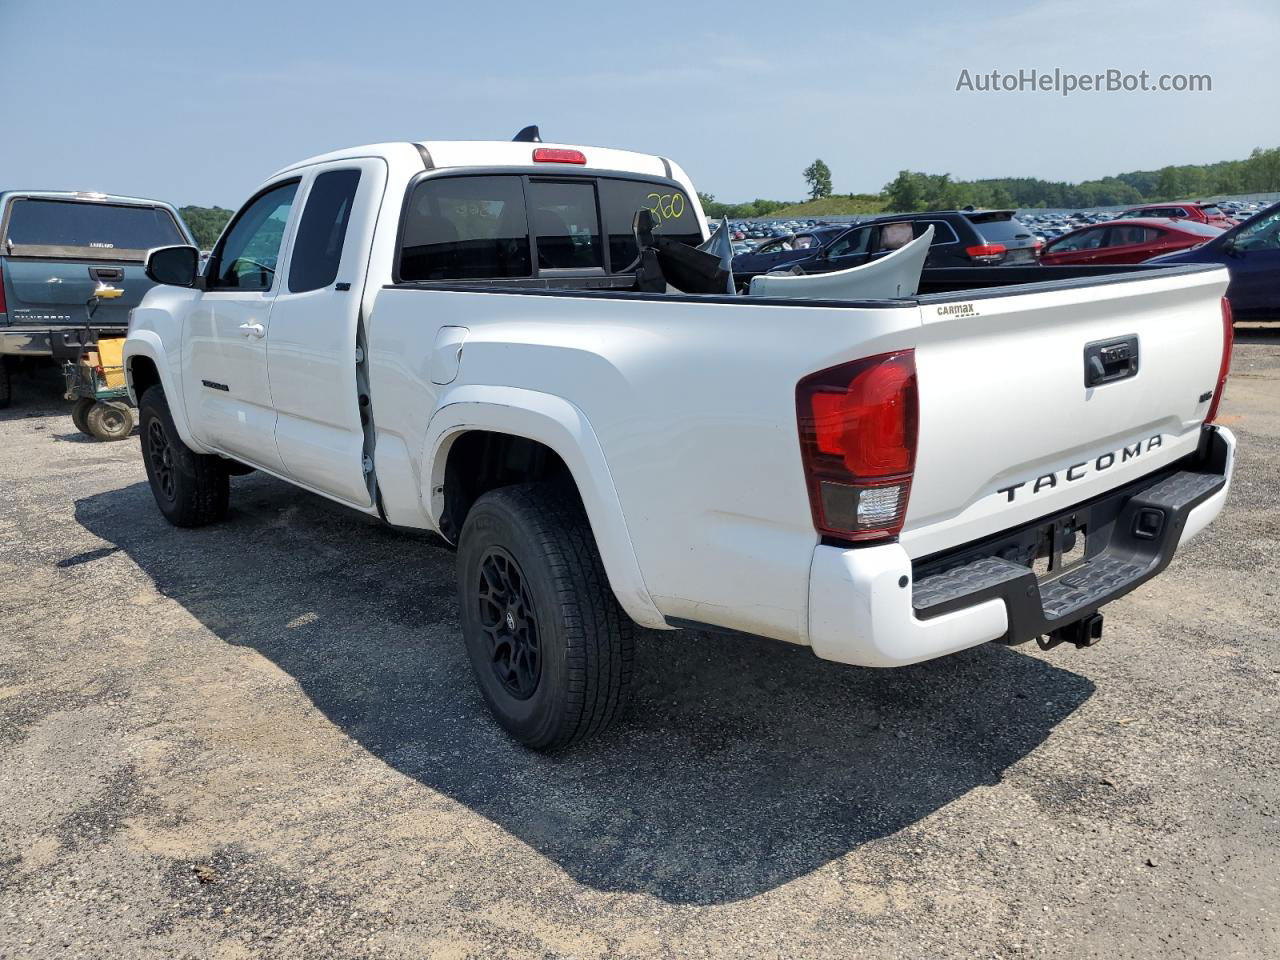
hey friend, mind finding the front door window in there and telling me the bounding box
[208,181,300,291]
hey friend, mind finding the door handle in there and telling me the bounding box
[239,322,266,339]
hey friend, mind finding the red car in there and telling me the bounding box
[1116,201,1235,229]
[1040,217,1223,265]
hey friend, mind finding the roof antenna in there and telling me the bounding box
[512,125,542,143]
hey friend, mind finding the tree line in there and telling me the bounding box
[699,146,1280,218]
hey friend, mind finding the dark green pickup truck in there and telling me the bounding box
[0,191,194,406]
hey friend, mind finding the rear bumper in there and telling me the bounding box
[0,326,118,358]
[0,330,55,356]
[807,425,1235,667]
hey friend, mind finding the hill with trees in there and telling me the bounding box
[702,146,1280,218]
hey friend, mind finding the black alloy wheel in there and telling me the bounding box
[146,417,176,502]
[476,546,542,699]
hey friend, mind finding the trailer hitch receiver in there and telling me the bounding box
[1037,612,1104,651]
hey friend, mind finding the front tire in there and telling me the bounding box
[139,386,229,527]
[457,484,634,750]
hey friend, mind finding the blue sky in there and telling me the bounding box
[3,0,1275,207]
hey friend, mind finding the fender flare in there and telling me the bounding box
[123,331,210,454]
[423,385,669,630]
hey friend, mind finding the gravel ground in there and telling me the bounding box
[1,331,1277,959]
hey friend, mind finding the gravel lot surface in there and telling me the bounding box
[1,330,1277,959]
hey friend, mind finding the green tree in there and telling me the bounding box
[883,170,926,211]
[178,205,234,249]
[1155,166,1186,201]
[803,159,833,200]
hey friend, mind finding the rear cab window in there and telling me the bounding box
[527,180,603,271]
[1,197,184,256]
[397,173,702,282]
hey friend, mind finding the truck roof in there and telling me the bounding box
[0,189,182,211]
[271,140,680,183]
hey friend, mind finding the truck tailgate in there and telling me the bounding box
[3,257,151,327]
[902,265,1230,559]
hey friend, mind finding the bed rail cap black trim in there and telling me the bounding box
[916,262,1227,303]
[381,281,916,310]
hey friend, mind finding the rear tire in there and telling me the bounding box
[457,484,634,751]
[0,359,11,410]
[139,386,229,527]
[71,398,95,435]
[85,400,134,441]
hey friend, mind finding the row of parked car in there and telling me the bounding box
[727,200,1280,318]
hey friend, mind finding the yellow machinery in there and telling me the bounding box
[63,286,135,441]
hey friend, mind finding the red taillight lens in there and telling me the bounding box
[1205,296,1234,423]
[966,243,1006,261]
[797,350,918,541]
[532,148,586,164]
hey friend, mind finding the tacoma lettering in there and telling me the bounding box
[997,435,1163,502]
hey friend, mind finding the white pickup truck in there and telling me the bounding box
[124,137,1237,749]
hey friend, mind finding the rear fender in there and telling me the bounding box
[423,385,668,630]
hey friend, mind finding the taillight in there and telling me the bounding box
[1205,296,1234,423]
[966,243,1006,263]
[532,148,586,164]
[796,350,918,542]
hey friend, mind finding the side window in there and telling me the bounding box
[827,227,871,258]
[526,180,603,270]
[1233,210,1280,252]
[597,178,701,272]
[208,181,299,291]
[1053,227,1105,252]
[1108,225,1153,246]
[912,221,957,245]
[875,222,914,251]
[288,169,361,293]
[399,176,531,282]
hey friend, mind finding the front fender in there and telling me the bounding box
[423,385,669,631]
[123,329,209,454]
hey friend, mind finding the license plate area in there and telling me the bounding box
[1031,516,1087,582]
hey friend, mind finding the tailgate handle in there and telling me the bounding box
[89,267,124,282]
[1084,335,1139,388]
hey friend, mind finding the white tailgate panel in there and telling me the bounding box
[902,267,1229,559]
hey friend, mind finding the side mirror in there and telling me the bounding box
[146,245,200,287]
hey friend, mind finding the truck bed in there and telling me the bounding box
[369,260,1229,646]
